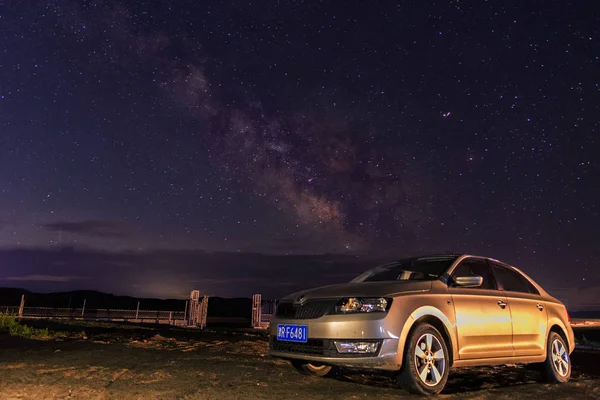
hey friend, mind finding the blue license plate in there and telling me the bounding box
[277,324,308,343]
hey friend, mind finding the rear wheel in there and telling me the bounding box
[542,331,571,383]
[291,360,333,377]
[398,323,450,395]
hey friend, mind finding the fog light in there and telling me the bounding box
[334,341,379,354]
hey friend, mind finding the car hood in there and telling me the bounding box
[281,280,432,301]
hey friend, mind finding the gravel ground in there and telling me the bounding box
[0,321,598,399]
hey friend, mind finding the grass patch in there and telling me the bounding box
[0,313,49,338]
[0,313,86,339]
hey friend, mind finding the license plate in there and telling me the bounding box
[277,324,308,343]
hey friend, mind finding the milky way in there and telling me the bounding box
[0,1,598,305]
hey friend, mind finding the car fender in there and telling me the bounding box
[545,308,575,353]
[396,305,458,367]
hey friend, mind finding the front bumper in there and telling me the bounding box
[268,337,401,370]
[267,313,403,370]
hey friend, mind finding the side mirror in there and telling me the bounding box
[454,275,483,288]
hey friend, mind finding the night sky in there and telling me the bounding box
[1,1,598,309]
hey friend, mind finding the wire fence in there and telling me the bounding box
[1,305,187,325]
[1,292,207,328]
[2,292,273,329]
[252,294,276,328]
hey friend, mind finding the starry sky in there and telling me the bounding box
[0,1,599,308]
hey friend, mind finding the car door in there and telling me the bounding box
[448,258,513,359]
[490,262,548,356]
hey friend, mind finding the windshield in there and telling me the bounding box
[350,256,458,283]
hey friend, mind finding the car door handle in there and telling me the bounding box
[536,303,544,311]
[497,300,507,309]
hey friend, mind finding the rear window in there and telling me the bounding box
[491,263,539,294]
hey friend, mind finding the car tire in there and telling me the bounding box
[291,360,334,377]
[398,323,450,395]
[542,331,571,383]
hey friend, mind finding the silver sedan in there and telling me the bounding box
[268,254,574,395]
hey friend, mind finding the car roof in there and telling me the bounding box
[391,254,515,269]
[391,253,463,262]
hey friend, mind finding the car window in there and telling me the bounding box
[451,258,497,289]
[490,263,538,294]
[351,256,458,283]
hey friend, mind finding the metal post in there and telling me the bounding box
[135,301,140,320]
[18,294,25,319]
[81,299,86,318]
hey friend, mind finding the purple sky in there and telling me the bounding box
[1,1,598,309]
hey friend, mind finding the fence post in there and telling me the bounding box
[188,290,200,326]
[18,294,25,319]
[200,295,208,329]
[169,312,173,325]
[184,300,188,322]
[251,294,261,328]
[135,301,140,320]
[81,299,86,318]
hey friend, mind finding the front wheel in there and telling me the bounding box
[542,332,571,383]
[398,323,450,395]
[291,360,334,377]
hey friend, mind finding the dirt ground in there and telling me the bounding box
[0,320,599,400]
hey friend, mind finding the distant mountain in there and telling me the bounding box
[0,287,253,319]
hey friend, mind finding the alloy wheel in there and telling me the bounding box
[551,338,569,377]
[414,333,446,387]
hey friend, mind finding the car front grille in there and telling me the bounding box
[275,300,337,319]
[269,337,381,358]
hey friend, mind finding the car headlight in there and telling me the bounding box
[333,297,391,314]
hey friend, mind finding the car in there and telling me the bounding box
[267,254,574,395]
